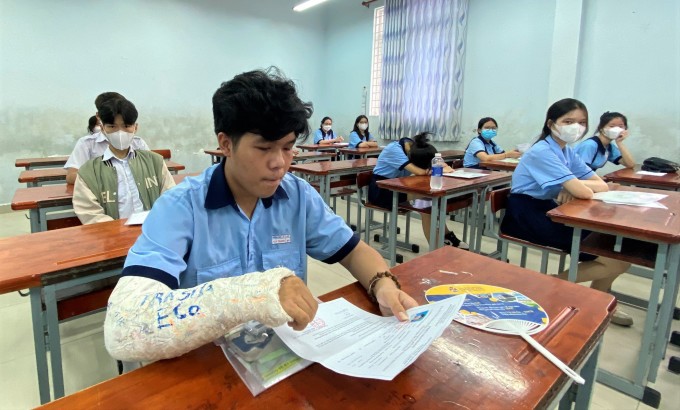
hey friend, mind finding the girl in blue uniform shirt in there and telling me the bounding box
[313,117,344,145]
[348,115,379,149]
[574,111,635,171]
[463,117,521,168]
[500,98,632,326]
[368,132,468,249]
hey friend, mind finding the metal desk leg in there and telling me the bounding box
[388,191,398,266]
[321,175,331,205]
[428,198,439,251]
[43,284,65,399]
[30,288,51,404]
[473,189,485,252]
[437,197,446,249]
[29,209,41,233]
[649,243,680,382]
[567,228,581,282]
[574,342,600,409]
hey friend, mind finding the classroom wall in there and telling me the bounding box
[0,0,327,204]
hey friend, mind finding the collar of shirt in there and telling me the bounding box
[589,135,610,156]
[94,132,107,143]
[102,145,136,162]
[204,159,289,211]
[477,135,498,151]
[543,136,569,165]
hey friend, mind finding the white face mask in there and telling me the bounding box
[553,123,585,143]
[92,126,101,134]
[322,125,332,132]
[604,126,624,140]
[358,123,368,131]
[105,130,135,150]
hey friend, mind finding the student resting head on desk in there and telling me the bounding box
[463,117,521,168]
[574,111,635,172]
[500,98,633,326]
[103,68,418,363]
[313,116,344,145]
[348,115,379,149]
[64,92,150,184]
[72,97,175,225]
[368,132,469,249]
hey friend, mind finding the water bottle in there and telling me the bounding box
[430,153,444,190]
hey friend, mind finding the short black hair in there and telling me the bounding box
[95,92,125,111]
[212,67,313,144]
[409,132,437,169]
[597,111,628,134]
[87,115,98,133]
[98,98,138,125]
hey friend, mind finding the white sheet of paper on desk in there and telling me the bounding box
[602,200,668,209]
[592,191,667,206]
[444,170,486,179]
[636,170,667,176]
[274,295,465,380]
[332,142,349,147]
[124,210,150,225]
[499,158,520,163]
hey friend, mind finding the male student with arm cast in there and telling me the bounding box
[104,68,418,362]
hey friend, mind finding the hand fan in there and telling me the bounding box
[425,284,584,385]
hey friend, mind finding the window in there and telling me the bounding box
[369,6,384,116]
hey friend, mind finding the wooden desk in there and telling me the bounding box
[296,143,345,152]
[204,148,336,165]
[548,186,680,406]
[439,149,465,162]
[338,146,383,159]
[603,167,680,191]
[12,174,191,232]
[0,220,141,403]
[15,156,69,170]
[39,246,613,410]
[479,159,519,172]
[377,172,511,264]
[18,162,186,187]
[288,158,377,205]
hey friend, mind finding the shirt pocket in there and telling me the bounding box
[262,249,302,273]
[197,256,243,284]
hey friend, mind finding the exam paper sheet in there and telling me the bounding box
[274,295,465,380]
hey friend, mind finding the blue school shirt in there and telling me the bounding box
[373,141,411,178]
[348,131,375,148]
[122,161,359,289]
[510,136,594,200]
[313,129,335,144]
[463,136,505,168]
[574,136,622,171]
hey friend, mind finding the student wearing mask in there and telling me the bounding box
[500,98,632,326]
[103,69,418,363]
[87,115,100,135]
[73,98,174,224]
[463,117,521,168]
[313,117,344,145]
[369,132,468,249]
[64,92,150,184]
[574,111,635,171]
[348,115,379,149]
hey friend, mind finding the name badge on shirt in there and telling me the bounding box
[272,234,291,245]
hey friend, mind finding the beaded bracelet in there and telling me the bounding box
[367,271,401,302]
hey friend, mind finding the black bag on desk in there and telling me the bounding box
[641,157,679,173]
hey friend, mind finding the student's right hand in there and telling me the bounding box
[279,276,318,330]
[506,150,522,159]
[337,136,344,142]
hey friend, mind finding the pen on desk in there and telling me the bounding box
[439,270,458,275]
